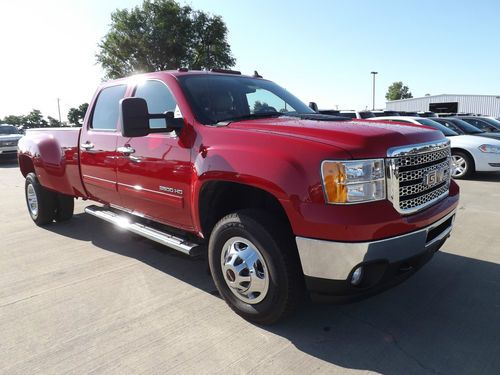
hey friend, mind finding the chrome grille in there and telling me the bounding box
[394,148,450,167]
[399,184,449,211]
[0,140,18,147]
[386,140,451,214]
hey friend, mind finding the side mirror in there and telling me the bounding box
[120,97,150,137]
[164,111,184,131]
[309,102,319,112]
[120,97,184,137]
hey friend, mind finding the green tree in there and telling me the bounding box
[96,0,235,79]
[47,116,61,127]
[2,115,25,126]
[23,110,48,129]
[385,81,413,101]
[67,103,89,126]
[253,101,268,112]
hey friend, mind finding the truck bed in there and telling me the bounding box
[18,128,86,197]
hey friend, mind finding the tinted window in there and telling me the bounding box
[91,85,127,130]
[178,75,313,125]
[479,117,500,129]
[433,118,465,134]
[461,118,498,132]
[416,119,458,136]
[0,125,19,134]
[340,112,356,119]
[134,80,179,129]
[446,118,483,134]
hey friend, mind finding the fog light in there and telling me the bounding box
[351,267,364,286]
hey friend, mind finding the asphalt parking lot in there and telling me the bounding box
[1,157,499,375]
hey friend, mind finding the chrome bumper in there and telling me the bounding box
[296,209,456,281]
[0,146,18,154]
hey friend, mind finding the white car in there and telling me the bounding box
[0,125,23,158]
[338,110,375,119]
[367,116,500,179]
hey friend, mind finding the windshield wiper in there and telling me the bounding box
[214,112,284,125]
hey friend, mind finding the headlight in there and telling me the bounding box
[321,159,385,204]
[478,144,500,154]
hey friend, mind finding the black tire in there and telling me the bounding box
[25,172,56,225]
[208,209,304,324]
[452,151,474,179]
[54,194,74,222]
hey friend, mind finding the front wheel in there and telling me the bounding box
[451,151,474,179]
[208,209,304,324]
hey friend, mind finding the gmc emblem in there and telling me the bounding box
[423,167,447,187]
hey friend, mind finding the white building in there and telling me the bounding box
[386,94,500,116]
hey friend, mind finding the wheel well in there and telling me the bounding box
[18,155,35,177]
[198,181,292,239]
[451,148,476,171]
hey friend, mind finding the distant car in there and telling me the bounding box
[417,111,437,118]
[318,109,341,116]
[433,117,500,141]
[336,110,375,119]
[399,111,420,116]
[459,116,500,133]
[367,116,500,179]
[372,110,400,117]
[0,124,23,158]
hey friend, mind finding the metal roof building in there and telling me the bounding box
[386,94,500,116]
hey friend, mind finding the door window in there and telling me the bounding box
[134,80,179,129]
[91,85,127,130]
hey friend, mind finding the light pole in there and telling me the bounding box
[370,71,378,110]
[57,98,62,126]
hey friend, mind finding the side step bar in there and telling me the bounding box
[84,205,201,256]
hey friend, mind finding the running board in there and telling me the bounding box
[84,205,201,256]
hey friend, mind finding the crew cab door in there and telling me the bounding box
[116,79,193,229]
[80,84,127,205]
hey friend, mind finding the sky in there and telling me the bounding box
[1,0,499,121]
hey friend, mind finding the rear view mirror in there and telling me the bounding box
[120,97,150,137]
[309,102,319,112]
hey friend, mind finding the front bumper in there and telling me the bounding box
[0,146,18,155]
[474,151,500,171]
[296,209,456,297]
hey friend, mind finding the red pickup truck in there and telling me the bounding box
[18,70,459,323]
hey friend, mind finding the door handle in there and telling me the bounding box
[117,146,136,156]
[80,142,94,150]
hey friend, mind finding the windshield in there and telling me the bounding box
[433,119,465,134]
[415,119,459,136]
[445,118,483,134]
[177,74,314,125]
[461,117,500,132]
[0,125,19,135]
[480,117,500,129]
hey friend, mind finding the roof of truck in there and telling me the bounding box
[106,69,260,85]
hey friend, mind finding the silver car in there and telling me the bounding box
[0,125,22,158]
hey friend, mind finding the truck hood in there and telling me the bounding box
[227,117,444,159]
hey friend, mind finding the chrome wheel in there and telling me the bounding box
[220,237,269,304]
[451,155,467,178]
[27,183,39,218]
